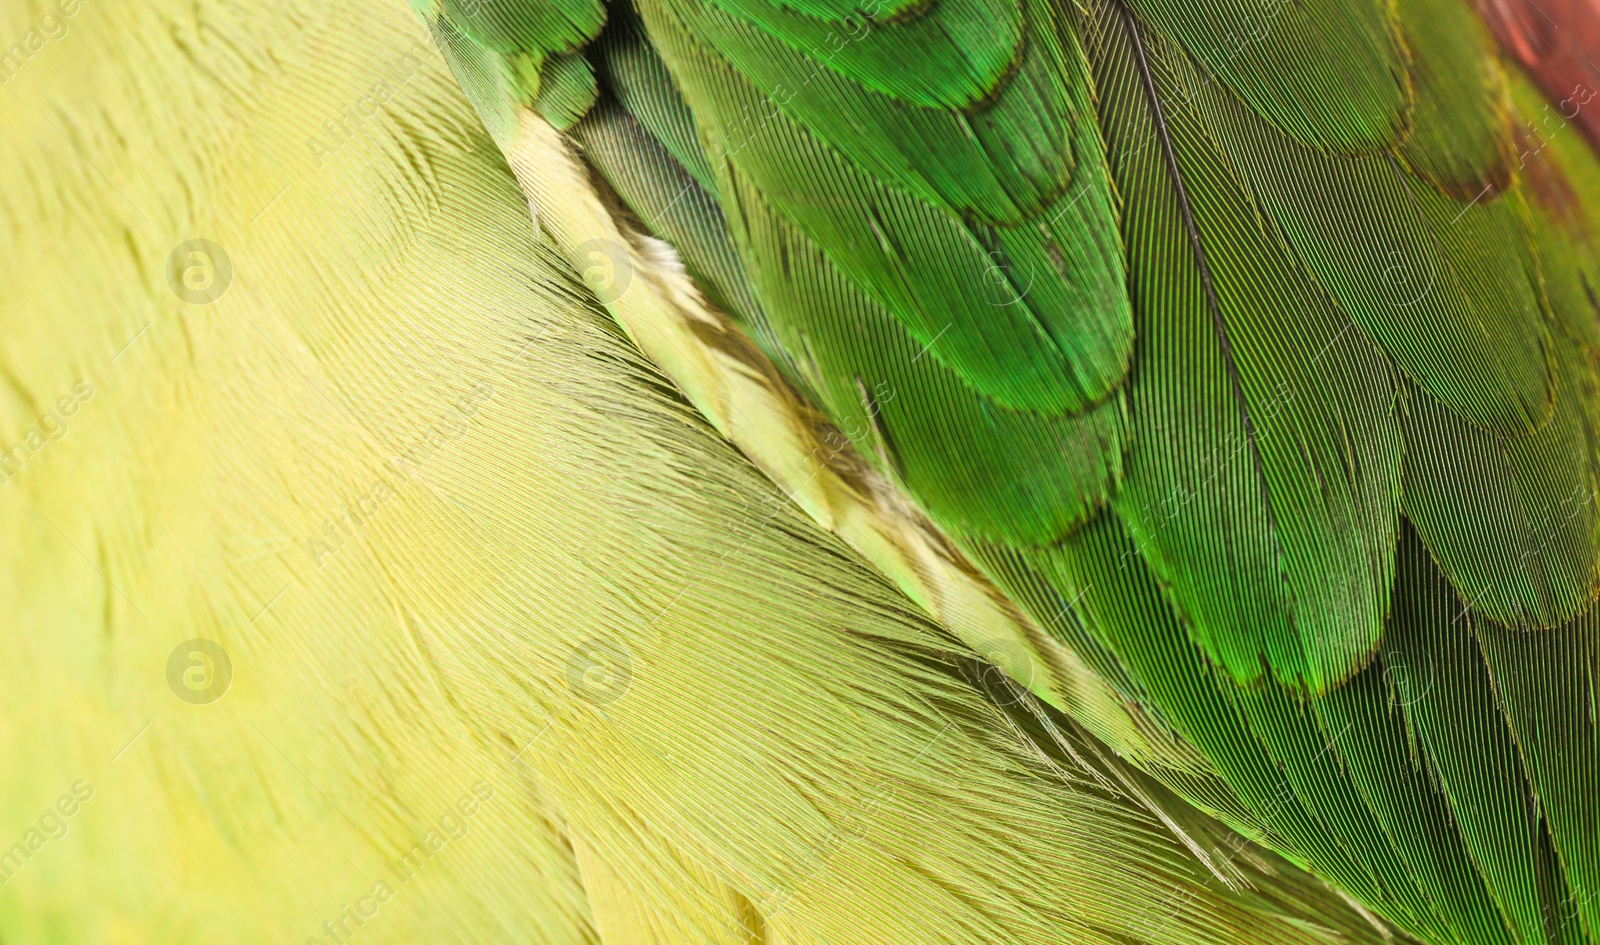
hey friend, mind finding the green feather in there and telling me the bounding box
[1508,71,1600,359]
[1394,0,1514,202]
[1122,0,1409,152]
[722,162,1127,541]
[636,0,1131,420]
[1189,60,1554,437]
[1383,526,1553,944]
[720,0,924,36]
[430,14,521,144]
[1017,510,1463,943]
[1476,614,1600,942]
[442,0,605,55]
[1401,331,1600,629]
[570,97,795,364]
[644,0,1054,222]
[1083,1,1402,691]
[1313,651,1520,945]
[534,50,600,127]
[593,12,718,193]
[700,0,1023,111]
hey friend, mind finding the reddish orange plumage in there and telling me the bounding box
[1477,0,1600,152]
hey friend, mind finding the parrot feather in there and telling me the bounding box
[379,0,1600,940]
[1120,0,1410,152]
[0,1,1432,942]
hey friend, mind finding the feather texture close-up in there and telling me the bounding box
[3,0,1600,941]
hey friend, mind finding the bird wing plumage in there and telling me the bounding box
[413,0,1600,941]
[0,0,1423,941]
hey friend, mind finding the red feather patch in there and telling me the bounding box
[1476,0,1600,155]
